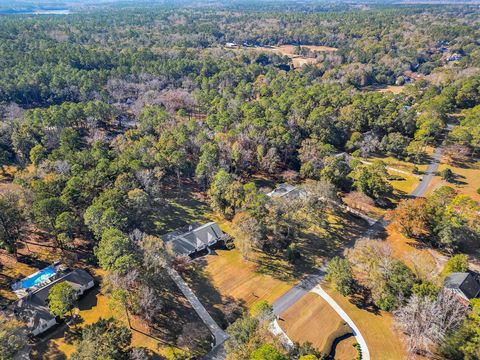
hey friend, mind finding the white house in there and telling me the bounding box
[14,269,95,336]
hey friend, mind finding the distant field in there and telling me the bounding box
[232,44,338,68]
[362,85,407,94]
[279,292,355,357]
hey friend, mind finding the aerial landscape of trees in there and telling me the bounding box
[0,0,479,358]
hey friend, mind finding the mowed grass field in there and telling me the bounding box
[278,292,356,358]
[190,248,294,309]
[185,209,368,323]
[388,170,420,195]
[425,160,480,201]
[322,284,409,360]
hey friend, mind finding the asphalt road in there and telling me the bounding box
[409,145,444,197]
[273,266,326,315]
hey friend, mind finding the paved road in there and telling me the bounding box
[273,266,326,315]
[168,268,229,347]
[410,144,444,197]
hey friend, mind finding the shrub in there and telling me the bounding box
[440,168,454,182]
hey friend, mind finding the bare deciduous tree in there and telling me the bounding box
[345,238,393,275]
[394,292,468,357]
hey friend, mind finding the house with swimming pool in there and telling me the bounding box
[13,266,94,336]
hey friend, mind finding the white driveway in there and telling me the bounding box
[311,285,370,360]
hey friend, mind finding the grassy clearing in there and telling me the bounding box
[334,337,358,360]
[278,292,352,356]
[425,160,480,201]
[185,248,294,326]
[383,224,446,277]
[153,182,212,234]
[232,44,338,69]
[185,210,368,328]
[366,154,430,174]
[388,170,420,195]
[362,85,406,94]
[322,284,409,360]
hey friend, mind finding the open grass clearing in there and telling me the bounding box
[334,336,358,360]
[425,159,480,201]
[185,248,294,327]
[322,284,410,360]
[365,154,429,174]
[230,44,337,68]
[278,292,354,356]
[383,224,447,278]
[362,85,406,94]
[153,182,213,235]
[184,210,368,327]
[388,170,420,195]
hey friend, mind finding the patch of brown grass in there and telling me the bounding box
[279,292,351,354]
[322,284,409,360]
[335,336,358,360]
[198,249,293,308]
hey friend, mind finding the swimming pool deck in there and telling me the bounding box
[12,262,65,298]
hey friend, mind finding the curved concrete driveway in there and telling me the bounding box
[311,285,370,360]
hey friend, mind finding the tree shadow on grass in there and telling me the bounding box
[348,284,380,315]
[76,285,99,311]
[149,273,219,351]
[31,340,67,360]
[182,257,246,329]
[151,182,211,235]
[253,212,370,283]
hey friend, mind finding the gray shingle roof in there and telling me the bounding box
[266,183,307,199]
[445,272,480,299]
[162,222,224,256]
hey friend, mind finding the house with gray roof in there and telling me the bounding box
[266,183,307,200]
[14,269,94,336]
[162,222,225,257]
[444,272,480,303]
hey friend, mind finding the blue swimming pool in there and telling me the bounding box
[12,265,57,290]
